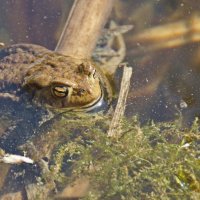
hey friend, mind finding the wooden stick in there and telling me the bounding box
[55,0,114,58]
[108,64,133,137]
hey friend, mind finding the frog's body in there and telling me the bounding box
[0,44,106,110]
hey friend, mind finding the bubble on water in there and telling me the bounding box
[180,99,188,109]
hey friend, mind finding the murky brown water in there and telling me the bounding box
[0,0,200,199]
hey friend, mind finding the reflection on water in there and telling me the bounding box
[0,0,200,199]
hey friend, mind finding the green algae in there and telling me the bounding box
[49,115,200,200]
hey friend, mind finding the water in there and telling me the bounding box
[0,0,200,199]
[0,0,73,49]
[113,0,200,124]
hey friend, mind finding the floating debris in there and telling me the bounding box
[0,148,34,164]
[0,42,5,48]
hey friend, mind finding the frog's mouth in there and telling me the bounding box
[70,86,104,112]
[78,77,113,112]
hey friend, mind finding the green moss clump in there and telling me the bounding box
[51,116,200,200]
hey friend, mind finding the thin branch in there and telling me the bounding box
[108,64,133,137]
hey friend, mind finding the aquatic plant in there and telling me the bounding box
[51,116,200,200]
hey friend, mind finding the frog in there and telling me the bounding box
[0,44,108,111]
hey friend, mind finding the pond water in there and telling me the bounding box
[0,0,200,199]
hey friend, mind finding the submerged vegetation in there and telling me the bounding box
[48,114,200,200]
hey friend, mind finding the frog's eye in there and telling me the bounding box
[51,86,69,98]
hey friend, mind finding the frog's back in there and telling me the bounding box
[0,44,50,85]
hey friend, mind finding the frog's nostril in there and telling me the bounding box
[77,88,86,96]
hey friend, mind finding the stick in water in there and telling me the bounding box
[55,0,114,58]
[108,64,133,137]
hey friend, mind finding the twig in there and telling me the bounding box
[108,64,133,137]
[0,148,33,164]
[55,0,114,58]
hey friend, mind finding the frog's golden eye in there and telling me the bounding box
[51,86,69,98]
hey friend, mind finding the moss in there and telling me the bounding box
[51,116,200,200]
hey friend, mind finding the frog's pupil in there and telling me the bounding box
[53,86,68,97]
